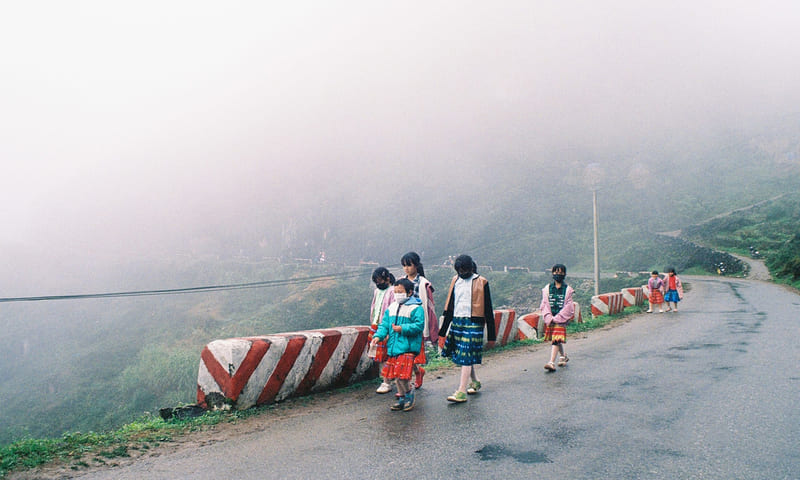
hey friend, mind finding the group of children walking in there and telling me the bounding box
[646,268,684,313]
[368,252,588,412]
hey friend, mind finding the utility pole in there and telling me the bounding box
[593,188,600,296]
[586,162,603,296]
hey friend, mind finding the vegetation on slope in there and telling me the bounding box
[681,192,800,287]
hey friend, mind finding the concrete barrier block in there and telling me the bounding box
[572,302,583,323]
[516,311,542,340]
[621,287,644,307]
[197,326,374,410]
[491,309,517,346]
[591,292,625,317]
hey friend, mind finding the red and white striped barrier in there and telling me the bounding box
[591,292,625,317]
[491,309,517,346]
[621,287,644,307]
[641,284,650,299]
[516,303,581,341]
[197,326,374,410]
[572,302,583,323]
[517,312,542,340]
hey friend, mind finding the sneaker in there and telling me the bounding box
[390,399,405,411]
[414,367,425,389]
[446,391,468,403]
[646,309,653,313]
[544,362,556,371]
[403,390,415,411]
[376,382,392,394]
[557,355,569,366]
[466,381,482,394]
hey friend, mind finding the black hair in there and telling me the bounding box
[454,254,476,274]
[552,263,567,274]
[401,251,426,277]
[395,278,415,295]
[371,267,395,284]
[667,267,676,274]
[651,270,659,275]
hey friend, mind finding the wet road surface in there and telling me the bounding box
[67,276,800,480]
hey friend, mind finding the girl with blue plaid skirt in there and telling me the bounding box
[439,255,495,403]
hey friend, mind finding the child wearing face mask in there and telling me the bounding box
[541,264,575,372]
[439,254,495,403]
[368,267,396,394]
[369,278,425,412]
[400,251,437,389]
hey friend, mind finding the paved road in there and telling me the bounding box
[59,276,800,480]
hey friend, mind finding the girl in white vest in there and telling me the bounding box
[439,255,496,403]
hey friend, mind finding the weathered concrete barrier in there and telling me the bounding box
[515,302,582,340]
[591,292,625,317]
[517,312,543,340]
[573,302,583,323]
[621,287,644,307]
[492,309,517,346]
[197,326,374,410]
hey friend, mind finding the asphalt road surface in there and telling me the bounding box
[53,276,800,480]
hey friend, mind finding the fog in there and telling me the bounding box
[2,1,800,292]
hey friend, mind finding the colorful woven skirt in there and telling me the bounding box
[413,345,427,366]
[381,352,416,380]
[543,322,567,344]
[649,289,664,304]
[442,316,484,366]
[368,324,389,363]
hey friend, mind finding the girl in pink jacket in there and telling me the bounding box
[663,267,684,312]
[541,264,575,372]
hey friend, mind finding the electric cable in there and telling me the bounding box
[0,249,496,304]
[0,268,370,304]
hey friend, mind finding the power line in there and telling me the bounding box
[0,249,496,305]
[0,268,369,304]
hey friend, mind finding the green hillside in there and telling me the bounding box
[681,192,800,287]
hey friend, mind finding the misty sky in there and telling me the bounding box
[2,1,799,261]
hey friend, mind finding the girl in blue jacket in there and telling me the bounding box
[370,278,425,412]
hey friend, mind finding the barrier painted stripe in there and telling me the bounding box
[500,310,516,344]
[197,385,206,408]
[257,334,307,405]
[225,339,270,401]
[335,328,370,388]
[517,312,539,340]
[201,346,230,395]
[294,329,342,396]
